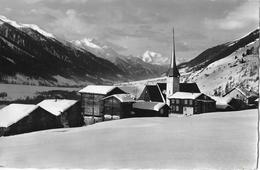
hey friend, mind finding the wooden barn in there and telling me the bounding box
[224,87,258,107]
[210,96,234,111]
[168,92,216,115]
[101,94,135,120]
[0,104,58,136]
[132,101,169,117]
[37,99,84,128]
[79,85,127,124]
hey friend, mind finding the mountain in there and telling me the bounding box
[119,29,259,97]
[139,50,169,65]
[180,29,259,96]
[71,38,167,80]
[0,16,166,86]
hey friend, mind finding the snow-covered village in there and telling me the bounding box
[0,0,259,169]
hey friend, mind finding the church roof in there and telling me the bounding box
[138,85,165,102]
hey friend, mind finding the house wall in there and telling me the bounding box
[2,108,58,136]
[169,99,195,114]
[169,97,216,115]
[81,93,104,117]
[59,102,84,128]
[132,106,169,117]
[101,97,134,119]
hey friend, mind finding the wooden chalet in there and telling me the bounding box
[168,92,216,115]
[132,101,169,117]
[101,94,135,120]
[0,104,57,136]
[224,87,258,107]
[37,99,84,128]
[79,85,127,124]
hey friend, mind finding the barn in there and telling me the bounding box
[101,94,135,120]
[132,101,169,117]
[0,104,58,136]
[79,85,127,124]
[37,99,84,128]
[168,92,216,115]
[224,87,258,107]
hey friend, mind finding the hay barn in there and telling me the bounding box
[37,99,84,128]
[0,104,57,136]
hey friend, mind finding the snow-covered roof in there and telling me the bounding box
[37,99,78,116]
[0,104,39,128]
[133,101,167,111]
[79,85,117,95]
[168,92,202,99]
[210,96,232,105]
[102,94,135,102]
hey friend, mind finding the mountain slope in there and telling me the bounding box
[119,29,259,97]
[180,29,259,96]
[0,16,166,86]
[0,16,127,86]
[71,38,167,80]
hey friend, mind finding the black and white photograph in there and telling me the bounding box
[0,0,259,169]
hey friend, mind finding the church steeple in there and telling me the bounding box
[168,27,180,77]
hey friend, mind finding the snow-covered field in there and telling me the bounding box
[0,109,257,169]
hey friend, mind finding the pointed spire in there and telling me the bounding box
[168,27,180,77]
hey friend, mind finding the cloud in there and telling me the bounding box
[204,0,258,30]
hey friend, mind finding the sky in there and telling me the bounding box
[0,0,258,63]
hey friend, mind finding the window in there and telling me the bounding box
[171,99,175,104]
[176,106,179,111]
[189,100,193,105]
[176,99,180,104]
[172,105,175,111]
[184,99,188,105]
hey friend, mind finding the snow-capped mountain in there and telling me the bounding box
[0,15,55,38]
[0,15,128,86]
[72,38,167,80]
[119,29,259,97]
[0,15,168,86]
[139,50,169,65]
[180,29,259,96]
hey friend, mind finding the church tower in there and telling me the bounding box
[166,27,180,105]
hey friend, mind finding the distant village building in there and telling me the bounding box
[0,104,57,136]
[224,87,258,106]
[101,94,135,120]
[133,101,169,117]
[168,92,216,115]
[37,99,84,128]
[79,85,126,124]
[210,96,234,111]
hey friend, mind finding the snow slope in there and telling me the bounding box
[0,15,55,38]
[183,38,259,96]
[0,109,257,169]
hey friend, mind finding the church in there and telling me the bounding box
[138,28,216,115]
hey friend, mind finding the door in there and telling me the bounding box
[183,107,194,116]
